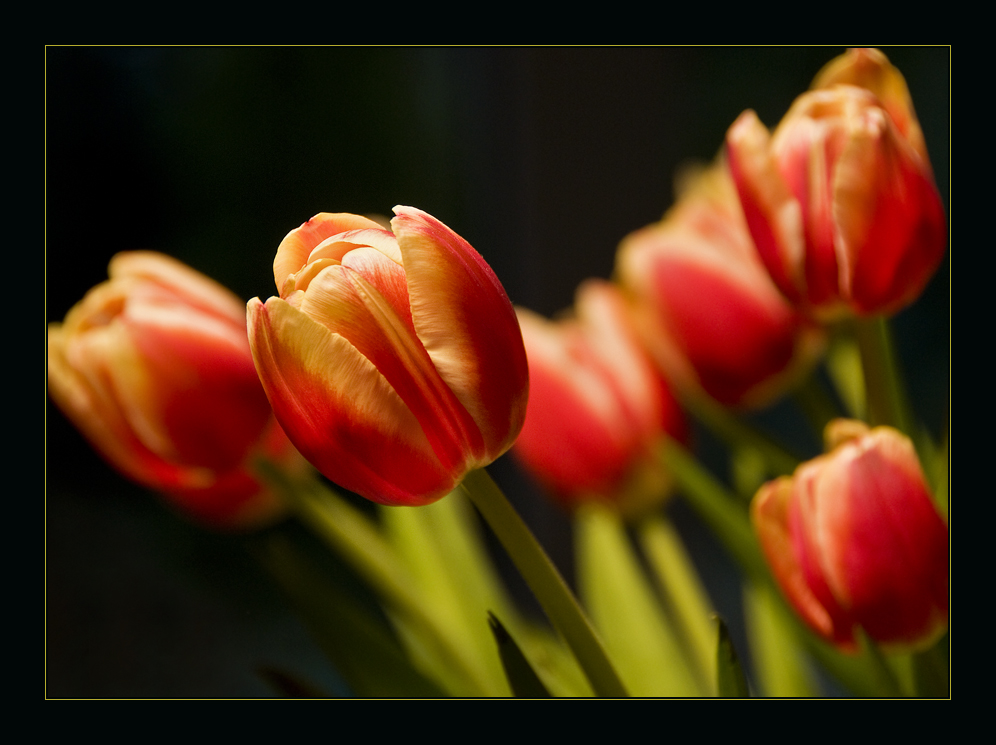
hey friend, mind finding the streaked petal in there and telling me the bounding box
[392,205,528,459]
[811,47,930,168]
[299,249,486,473]
[726,110,807,303]
[752,476,852,647]
[818,431,948,646]
[832,113,947,315]
[752,421,948,651]
[514,308,635,498]
[247,296,458,506]
[273,213,387,296]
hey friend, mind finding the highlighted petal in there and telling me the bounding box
[247,296,458,506]
[392,205,528,459]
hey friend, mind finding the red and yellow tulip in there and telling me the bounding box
[47,251,301,529]
[616,161,824,409]
[751,420,948,651]
[247,206,529,507]
[725,48,946,320]
[513,280,686,515]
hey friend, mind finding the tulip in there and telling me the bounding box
[751,419,948,651]
[247,206,528,507]
[512,280,686,515]
[725,48,946,320]
[615,161,824,409]
[47,251,304,529]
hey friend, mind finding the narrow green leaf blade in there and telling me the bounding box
[716,615,750,697]
[576,502,704,696]
[488,612,552,698]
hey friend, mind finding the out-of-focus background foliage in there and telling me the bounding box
[46,46,949,698]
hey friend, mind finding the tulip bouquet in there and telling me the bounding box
[46,47,948,698]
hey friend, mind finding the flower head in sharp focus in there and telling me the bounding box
[725,48,947,320]
[47,251,304,530]
[751,419,948,652]
[615,160,825,410]
[512,279,687,517]
[247,206,529,507]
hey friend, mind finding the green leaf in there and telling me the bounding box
[716,615,750,698]
[459,469,626,698]
[382,493,514,696]
[912,633,949,698]
[383,490,590,698]
[637,514,717,694]
[743,581,818,697]
[825,332,866,421]
[488,612,552,698]
[268,471,496,696]
[256,531,448,698]
[575,502,705,696]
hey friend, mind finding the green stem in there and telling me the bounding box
[458,468,629,698]
[684,394,800,477]
[660,439,768,581]
[791,373,844,441]
[853,316,913,436]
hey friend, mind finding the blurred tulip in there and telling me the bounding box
[811,48,931,171]
[48,251,303,529]
[726,48,946,320]
[616,161,824,409]
[512,280,686,515]
[751,420,948,651]
[248,206,528,507]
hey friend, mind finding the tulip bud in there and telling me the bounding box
[615,161,824,409]
[751,420,948,651]
[725,48,946,320]
[47,251,304,529]
[247,206,529,507]
[512,280,686,516]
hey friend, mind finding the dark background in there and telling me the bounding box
[46,46,950,698]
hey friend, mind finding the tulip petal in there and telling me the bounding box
[641,231,800,406]
[574,280,664,443]
[298,248,486,473]
[818,431,948,646]
[811,47,930,168]
[392,205,528,459]
[726,111,808,303]
[513,308,635,498]
[122,299,272,470]
[108,250,248,328]
[832,114,947,316]
[753,422,948,651]
[308,228,403,266]
[49,321,198,492]
[247,296,457,506]
[752,476,853,647]
[273,213,387,296]
[772,97,848,308]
